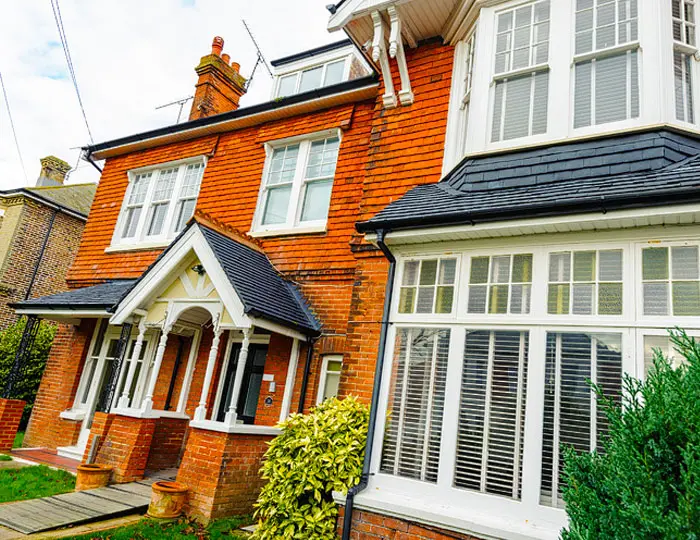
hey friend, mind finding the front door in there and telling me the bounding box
[216,344,268,424]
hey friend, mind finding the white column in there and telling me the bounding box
[117,320,146,409]
[141,324,171,415]
[194,327,224,421]
[225,327,252,425]
[279,338,300,423]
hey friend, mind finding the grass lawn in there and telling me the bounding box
[62,516,251,539]
[0,454,12,461]
[0,465,75,503]
[13,431,24,448]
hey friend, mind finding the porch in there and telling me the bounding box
[11,221,320,520]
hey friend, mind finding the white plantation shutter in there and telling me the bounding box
[455,331,528,500]
[380,328,450,483]
[674,51,694,123]
[540,332,622,507]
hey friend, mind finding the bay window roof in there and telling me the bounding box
[357,129,700,233]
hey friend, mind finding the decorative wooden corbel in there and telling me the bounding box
[371,10,398,108]
[388,5,414,105]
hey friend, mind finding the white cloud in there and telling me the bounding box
[0,0,342,188]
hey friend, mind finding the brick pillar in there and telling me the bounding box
[145,417,189,472]
[0,399,25,452]
[176,427,274,522]
[86,413,157,483]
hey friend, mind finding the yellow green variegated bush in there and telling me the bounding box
[252,396,369,540]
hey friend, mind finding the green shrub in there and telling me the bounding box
[561,329,700,539]
[253,396,369,540]
[0,318,56,426]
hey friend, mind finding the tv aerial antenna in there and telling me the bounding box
[155,95,194,124]
[242,19,273,90]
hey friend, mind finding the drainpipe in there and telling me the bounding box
[341,229,396,540]
[297,336,317,414]
[25,209,58,300]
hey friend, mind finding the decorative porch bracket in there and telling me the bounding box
[96,322,132,412]
[1,315,40,399]
[388,5,414,105]
[371,5,414,109]
[371,10,397,108]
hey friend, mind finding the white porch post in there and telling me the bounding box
[194,327,224,421]
[279,338,300,423]
[117,319,146,409]
[225,327,252,425]
[141,323,172,414]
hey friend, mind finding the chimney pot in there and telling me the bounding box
[221,53,231,64]
[230,61,240,73]
[37,156,71,187]
[211,36,224,56]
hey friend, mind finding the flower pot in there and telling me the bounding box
[147,481,188,519]
[75,463,113,491]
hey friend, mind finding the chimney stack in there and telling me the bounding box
[36,156,71,187]
[189,36,247,121]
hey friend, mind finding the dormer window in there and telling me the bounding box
[111,159,205,250]
[490,0,551,142]
[276,59,347,98]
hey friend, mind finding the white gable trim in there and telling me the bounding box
[110,226,249,329]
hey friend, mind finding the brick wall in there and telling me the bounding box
[146,417,189,472]
[0,399,25,452]
[176,427,274,521]
[337,507,483,540]
[0,198,86,328]
[24,320,95,448]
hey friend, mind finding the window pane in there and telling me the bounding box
[416,287,436,313]
[322,373,341,401]
[267,145,299,186]
[491,256,511,283]
[643,282,669,316]
[643,248,669,280]
[672,246,699,279]
[541,332,622,507]
[512,254,533,283]
[510,284,531,314]
[153,169,177,201]
[129,173,151,204]
[493,72,550,141]
[572,283,594,314]
[420,260,438,285]
[403,261,419,286]
[573,251,596,282]
[595,52,631,124]
[470,257,490,283]
[489,285,509,314]
[673,282,700,315]
[436,286,454,314]
[122,207,142,238]
[598,283,623,314]
[381,328,450,483]
[548,284,570,314]
[300,179,332,222]
[675,51,695,123]
[147,203,169,236]
[398,288,416,314]
[549,252,571,282]
[277,74,298,97]
[174,198,196,233]
[439,259,457,285]
[299,66,323,92]
[455,331,528,500]
[599,250,623,281]
[179,164,203,198]
[261,186,292,225]
[468,286,488,313]
[324,60,345,86]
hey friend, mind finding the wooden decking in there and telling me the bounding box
[10,449,79,473]
[0,471,176,535]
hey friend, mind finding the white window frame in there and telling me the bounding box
[365,230,700,539]
[109,156,207,251]
[250,129,341,237]
[316,354,343,404]
[672,0,698,125]
[274,57,351,99]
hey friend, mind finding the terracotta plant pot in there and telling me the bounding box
[147,481,189,519]
[75,463,113,491]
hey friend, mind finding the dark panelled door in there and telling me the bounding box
[216,344,268,424]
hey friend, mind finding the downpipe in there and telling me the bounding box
[341,229,396,540]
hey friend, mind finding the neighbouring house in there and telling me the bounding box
[1,0,697,538]
[0,157,96,328]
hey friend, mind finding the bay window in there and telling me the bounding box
[114,159,205,248]
[254,133,339,235]
[491,0,551,142]
[374,236,700,534]
[573,0,640,128]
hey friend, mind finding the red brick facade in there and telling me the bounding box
[0,399,25,452]
[24,35,456,533]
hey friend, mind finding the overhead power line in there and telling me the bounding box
[0,72,29,185]
[50,0,94,144]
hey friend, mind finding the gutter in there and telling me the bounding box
[341,229,396,540]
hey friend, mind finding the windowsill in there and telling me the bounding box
[572,41,640,64]
[111,407,190,420]
[334,488,563,540]
[105,241,172,253]
[189,419,281,435]
[59,409,85,421]
[248,224,327,238]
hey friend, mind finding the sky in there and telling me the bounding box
[0,0,343,189]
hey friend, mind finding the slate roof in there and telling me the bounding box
[199,226,321,335]
[357,129,700,233]
[26,183,97,216]
[12,280,137,311]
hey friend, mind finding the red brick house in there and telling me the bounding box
[4,0,700,538]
